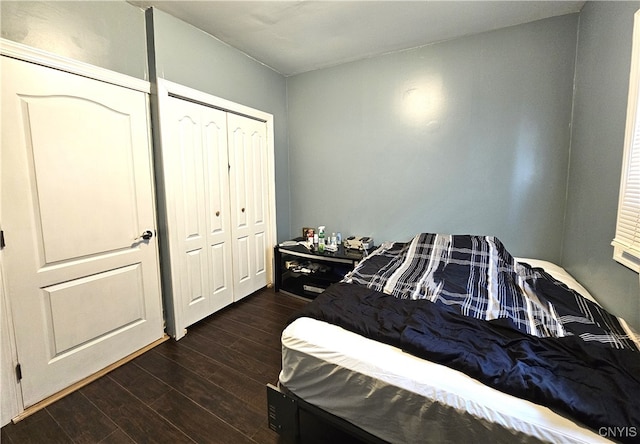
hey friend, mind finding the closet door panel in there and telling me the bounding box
[251,131,268,285]
[210,243,230,294]
[228,113,268,299]
[185,249,206,309]
[203,114,229,237]
[236,235,251,285]
[165,98,233,330]
[230,127,250,230]
[252,132,267,226]
[255,232,267,277]
[177,115,205,243]
[170,102,209,327]
[202,107,233,312]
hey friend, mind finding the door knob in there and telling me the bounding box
[140,230,153,240]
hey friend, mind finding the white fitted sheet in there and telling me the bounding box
[279,259,611,443]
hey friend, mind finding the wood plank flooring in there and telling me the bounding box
[0,288,308,444]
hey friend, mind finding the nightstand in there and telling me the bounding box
[274,242,369,299]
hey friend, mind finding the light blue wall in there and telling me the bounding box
[0,1,148,80]
[147,9,290,240]
[287,15,578,261]
[563,1,640,330]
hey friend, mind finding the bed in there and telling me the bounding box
[269,233,640,444]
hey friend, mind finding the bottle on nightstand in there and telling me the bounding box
[318,225,326,253]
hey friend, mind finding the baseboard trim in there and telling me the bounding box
[11,334,169,424]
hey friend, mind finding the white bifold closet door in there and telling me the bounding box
[162,96,269,338]
[164,97,234,330]
[227,112,269,299]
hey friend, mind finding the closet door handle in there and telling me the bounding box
[241,207,245,213]
[215,211,220,217]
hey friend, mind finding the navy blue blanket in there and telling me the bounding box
[346,234,639,351]
[291,282,640,442]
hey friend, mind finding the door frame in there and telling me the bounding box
[0,38,153,425]
[0,39,150,94]
[153,79,277,339]
[0,235,20,426]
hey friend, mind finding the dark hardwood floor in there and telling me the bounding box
[1,288,308,444]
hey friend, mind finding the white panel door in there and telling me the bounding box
[227,113,268,300]
[164,97,233,330]
[1,56,164,407]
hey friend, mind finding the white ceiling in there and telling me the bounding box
[130,1,585,76]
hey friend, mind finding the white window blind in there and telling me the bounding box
[613,10,640,272]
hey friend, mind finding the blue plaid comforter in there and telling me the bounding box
[344,233,639,351]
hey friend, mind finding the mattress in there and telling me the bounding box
[279,259,612,443]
